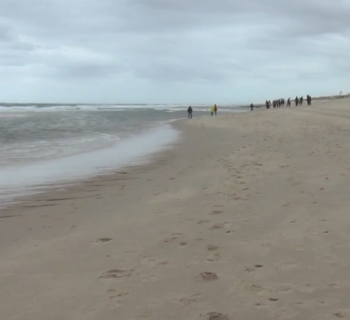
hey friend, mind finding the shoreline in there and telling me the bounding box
[2,98,350,319]
[0,122,180,207]
[0,139,180,212]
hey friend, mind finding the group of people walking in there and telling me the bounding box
[265,98,285,109]
[187,104,218,119]
[187,95,313,118]
[264,95,312,109]
[210,104,218,116]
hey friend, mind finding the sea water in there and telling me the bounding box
[0,103,246,204]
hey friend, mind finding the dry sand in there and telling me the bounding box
[1,98,350,319]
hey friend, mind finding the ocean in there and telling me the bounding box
[0,103,247,205]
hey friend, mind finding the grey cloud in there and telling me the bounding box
[0,0,349,102]
[52,62,124,78]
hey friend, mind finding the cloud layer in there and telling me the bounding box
[0,0,349,103]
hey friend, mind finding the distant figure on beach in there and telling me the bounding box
[299,96,303,105]
[307,95,312,105]
[265,100,269,109]
[287,98,291,107]
[250,103,254,111]
[187,106,193,119]
[295,96,299,106]
[214,104,218,116]
[210,105,214,116]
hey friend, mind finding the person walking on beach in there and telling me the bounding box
[187,106,193,119]
[214,104,218,116]
[295,96,299,106]
[307,95,312,105]
[250,103,254,111]
[210,105,214,116]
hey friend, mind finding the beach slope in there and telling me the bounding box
[1,98,350,319]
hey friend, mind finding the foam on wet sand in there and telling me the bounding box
[1,97,350,319]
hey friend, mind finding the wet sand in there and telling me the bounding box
[1,98,350,319]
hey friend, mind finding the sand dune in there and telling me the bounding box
[1,98,350,319]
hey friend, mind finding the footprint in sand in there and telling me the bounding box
[140,256,168,268]
[100,269,133,279]
[199,220,210,224]
[207,253,221,262]
[207,245,220,251]
[163,234,182,243]
[175,293,203,306]
[107,290,129,308]
[209,223,226,230]
[196,272,218,281]
[329,283,342,289]
[254,300,268,308]
[137,272,158,282]
[334,313,345,318]
[276,284,292,293]
[202,312,229,320]
[96,237,113,243]
[163,237,178,243]
[179,242,187,247]
[249,284,266,293]
[295,301,306,307]
[210,210,223,215]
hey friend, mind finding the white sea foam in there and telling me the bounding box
[0,104,243,113]
[0,124,179,206]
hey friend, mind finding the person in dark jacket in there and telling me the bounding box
[187,106,193,119]
[295,96,299,106]
[307,95,312,105]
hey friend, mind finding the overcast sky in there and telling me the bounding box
[0,0,350,104]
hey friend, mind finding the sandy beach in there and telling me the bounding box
[2,97,350,320]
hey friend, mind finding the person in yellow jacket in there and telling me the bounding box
[210,105,214,116]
